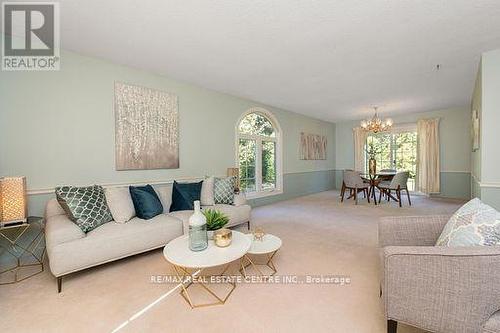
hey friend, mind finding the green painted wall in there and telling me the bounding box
[0,46,335,216]
[471,63,482,198]
[474,49,500,210]
[334,107,472,199]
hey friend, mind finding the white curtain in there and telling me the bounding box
[417,118,440,194]
[353,127,368,172]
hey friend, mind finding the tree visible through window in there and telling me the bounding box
[365,131,417,191]
[237,110,281,196]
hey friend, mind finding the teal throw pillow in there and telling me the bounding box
[169,181,203,212]
[129,185,164,220]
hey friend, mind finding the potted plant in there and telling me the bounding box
[364,142,382,175]
[202,209,229,239]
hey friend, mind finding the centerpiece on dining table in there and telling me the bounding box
[364,142,383,176]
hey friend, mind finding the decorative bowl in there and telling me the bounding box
[214,228,232,247]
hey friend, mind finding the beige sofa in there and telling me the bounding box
[45,183,251,292]
[379,215,500,333]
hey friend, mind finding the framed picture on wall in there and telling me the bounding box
[472,109,480,152]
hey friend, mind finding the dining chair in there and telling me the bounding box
[377,171,411,207]
[341,170,370,205]
[378,169,397,181]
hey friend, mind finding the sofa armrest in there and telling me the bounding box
[45,214,85,248]
[233,193,247,206]
[378,215,451,247]
[382,245,500,332]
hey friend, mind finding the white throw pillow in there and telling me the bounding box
[436,198,500,246]
[201,176,215,206]
[105,187,135,223]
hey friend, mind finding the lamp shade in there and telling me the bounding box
[0,177,27,224]
[226,168,240,192]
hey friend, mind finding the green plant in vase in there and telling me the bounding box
[202,209,229,239]
[364,142,383,175]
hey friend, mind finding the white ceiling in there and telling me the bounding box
[8,1,500,122]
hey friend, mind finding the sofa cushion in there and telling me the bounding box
[55,185,113,233]
[45,201,86,246]
[170,181,202,212]
[211,204,251,227]
[169,204,250,234]
[436,198,500,247]
[156,185,173,213]
[47,214,183,276]
[233,193,247,206]
[168,210,193,223]
[201,176,215,206]
[105,187,135,223]
[129,185,164,220]
[214,176,236,204]
[45,198,67,219]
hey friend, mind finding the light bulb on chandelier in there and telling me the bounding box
[360,107,393,133]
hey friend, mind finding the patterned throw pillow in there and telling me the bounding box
[55,185,113,233]
[214,177,236,205]
[436,198,500,246]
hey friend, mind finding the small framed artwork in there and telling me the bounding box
[472,109,480,152]
[300,132,327,160]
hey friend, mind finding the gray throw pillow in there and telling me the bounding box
[214,176,236,205]
[55,185,113,233]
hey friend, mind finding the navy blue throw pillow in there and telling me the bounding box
[129,185,163,220]
[169,181,203,212]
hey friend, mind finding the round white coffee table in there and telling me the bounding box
[163,230,251,308]
[240,233,282,277]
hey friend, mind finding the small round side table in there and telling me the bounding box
[240,233,282,277]
[163,230,251,308]
[0,216,45,284]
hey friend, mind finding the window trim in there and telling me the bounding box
[235,108,283,199]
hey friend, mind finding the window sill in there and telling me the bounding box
[244,189,283,200]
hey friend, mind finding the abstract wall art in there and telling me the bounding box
[114,82,179,170]
[300,132,327,160]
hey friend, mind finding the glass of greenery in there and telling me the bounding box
[203,209,229,238]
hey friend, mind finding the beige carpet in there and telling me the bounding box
[0,190,463,333]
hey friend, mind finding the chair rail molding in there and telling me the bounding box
[471,173,500,188]
[26,169,337,196]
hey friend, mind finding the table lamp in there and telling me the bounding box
[227,168,240,193]
[0,176,27,226]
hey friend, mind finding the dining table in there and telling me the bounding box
[360,171,397,205]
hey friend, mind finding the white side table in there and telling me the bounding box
[240,234,282,277]
[163,230,251,308]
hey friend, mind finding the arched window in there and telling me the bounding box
[236,108,282,198]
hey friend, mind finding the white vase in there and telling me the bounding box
[188,201,208,251]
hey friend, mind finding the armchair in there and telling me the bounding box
[379,215,500,333]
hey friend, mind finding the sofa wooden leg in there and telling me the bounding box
[247,221,250,230]
[387,319,397,333]
[57,276,62,293]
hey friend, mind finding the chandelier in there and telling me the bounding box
[360,107,393,133]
